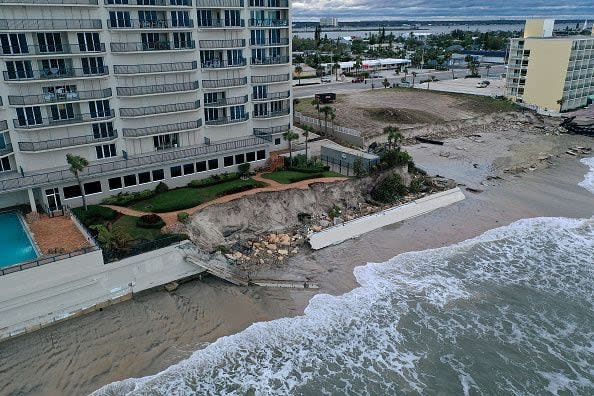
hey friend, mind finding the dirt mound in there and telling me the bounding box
[364,107,445,124]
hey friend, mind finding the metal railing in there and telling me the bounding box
[0,43,106,57]
[248,18,289,27]
[110,41,195,53]
[18,131,118,152]
[249,38,290,46]
[13,110,115,129]
[0,120,8,131]
[8,88,112,106]
[251,56,289,65]
[254,108,289,118]
[251,73,290,83]
[0,246,101,277]
[123,119,202,138]
[201,59,247,69]
[204,95,248,107]
[253,124,289,141]
[117,81,199,96]
[120,100,200,117]
[249,0,288,6]
[3,67,109,82]
[107,19,194,29]
[196,0,244,7]
[0,143,13,156]
[104,0,191,5]
[199,39,245,48]
[0,0,98,4]
[197,19,245,28]
[205,113,249,126]
[252,90,290,101]
[0,19,102,30]
[202,77,247,89]
[113,61,197,75]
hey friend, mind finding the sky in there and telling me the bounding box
[292,0,594,21]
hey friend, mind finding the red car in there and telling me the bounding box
[352,77,364,83]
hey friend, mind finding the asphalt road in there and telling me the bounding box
[293,65,507,98]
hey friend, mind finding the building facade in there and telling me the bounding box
[319,17,337,28]
[0,0,292,212]
[505,19,594,112]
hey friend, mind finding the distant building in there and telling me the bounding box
[505,19,594,112]
[320,17,338,27]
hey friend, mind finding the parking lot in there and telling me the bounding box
[415,77,506,97]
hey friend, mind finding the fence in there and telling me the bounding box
[102,234,188,263]
[320,154,374,177]
[293,112,366,148]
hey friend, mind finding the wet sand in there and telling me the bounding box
[0,135,593,396]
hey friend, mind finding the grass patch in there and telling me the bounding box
[131,178,267,213]
[262,170,343,184]
[112,215,163,241]
[72,205,118,227]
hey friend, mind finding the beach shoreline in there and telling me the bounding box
[0,133,593,396]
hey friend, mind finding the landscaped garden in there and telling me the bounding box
[262,170,343,184]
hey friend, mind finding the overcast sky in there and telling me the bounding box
[292,0,594,21]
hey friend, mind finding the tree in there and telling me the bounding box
[320,106,336,135]
[294,65,303,86]
[485,64,491,77]
[302,126,312,158]
[557,98,566,111]
[282,130,299,165]
[66,154,89,210]
[411,71,418,87]
[383,78,390,88]
[333,61,340,81]
[384,126,403,150]
[311,97,322,126]
[354,56,363,76]
[90,224,132,252]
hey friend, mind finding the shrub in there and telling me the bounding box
[102,189,156,206]
[380,149,412,169]
[353,158,368,178]
[238,163,251,176]
[287,173,325,183]
[409,177,427,194]
[155,181,169,194]
[371,174,408,204]
[136,214,165,229]
[188,173,240,188]
[177,212,190,223]
[215,182,265,197]
[72,205,117,227]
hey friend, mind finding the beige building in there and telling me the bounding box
[505,19,594,113]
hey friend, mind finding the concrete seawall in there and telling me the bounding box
[308,188,466,250]
[0,242,206,342]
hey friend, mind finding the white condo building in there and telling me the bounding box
[0,0,292,212]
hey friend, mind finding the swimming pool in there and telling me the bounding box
[0,211,39,269]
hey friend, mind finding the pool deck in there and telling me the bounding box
[27,215,91,255]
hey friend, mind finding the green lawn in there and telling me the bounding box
[262,170,343,184]
[131,178,267,213]
[112,215,163,241]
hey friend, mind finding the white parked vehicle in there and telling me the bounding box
[321,76,332,83]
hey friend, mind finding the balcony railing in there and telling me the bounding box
[204,95,248,107]
[248,19,289,27]
[199,39,246,49]
[197,19,245,28]
[252,90,290,101]
[120,100,200,117]
[0,43,106,57]
[14,110,115,129]
[8,88,112,106]
[202,77,247,89]
[123,120,202,138]
[251,73,290,83]
[18,132,117,152]
[104,0,191,5]
[201,59,247,69]
[251,56,289,65]
[0,19,102,30]
[0,0,98,4]
[249,38,289,47]
[205,113,249,126]
[253,124,289,141]
[110,41,195,53]
[0,120,8,131]
[107,19,194,29]
[0,135,268,193]
[0,143,13,156]
[114,61,197,75]
[3,67,109,82]
[254,108,289,119]
[196,0,244,7]
[249,0,288,6]
[117,81,199,97]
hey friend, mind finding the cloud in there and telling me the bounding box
[292,0,594,20]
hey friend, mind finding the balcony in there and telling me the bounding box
[248,0,288,6]
[113,61,197,75]
[248,19,289,27]
[250,38,289,47]
[196,0,244,7]
[107,19,194,29]
[251,73,290,84]
[252,90,290,101]
[0,43,106,57]
[202,77,247,89]
[254,108,289,119]
[0,19,102,31]
[120,100,201,118]
[197,19,245,28]
[110,41,195,53]
[204,95,248,107]
[0,143,13,156]
[0,120,7,131]
[205,113,249,126]
[251,56,290,66]
[253,124,289,141]
[104,0,191,5]
[0,0,98,4]
[14,110,115,129]
[201,58,247,69]
[3,67,109,82]
[117,81,199,97]
[18,132,117,152]
[199,39,246,49]
[8,88,112,106]
[123,120,202,138]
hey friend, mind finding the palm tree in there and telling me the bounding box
[557,98,566,111]
[333,61,340,81]
[411,71,418,87]
[384,126,403,150]
[66,154,89,210]
[311,97,322,127]
[302,126,311,158]
[320,106,336,135]
[282,130,299,165]
[485,65,491,78]
[294,65,303,86]
[354,56,362,76]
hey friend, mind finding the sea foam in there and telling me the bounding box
[578,157,594,194]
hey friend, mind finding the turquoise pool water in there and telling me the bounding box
[0,211,38,269]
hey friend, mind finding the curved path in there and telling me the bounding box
[103,174,348,226]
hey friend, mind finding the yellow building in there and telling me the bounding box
[505,19,594,112]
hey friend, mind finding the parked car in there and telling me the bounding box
[321,76,332,83]
[315,92,336,103]
[476,80,491,88]
[352,77,364,83]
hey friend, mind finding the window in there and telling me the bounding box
[170,165,182,177]
[154,133,178,150]
[254,103,268,117]
[230,105,245,120]
[257,149,266,160]
[152,169,165,181]
[253,85,267,99]
[109,11,131,28]
[81,57,104,75]
[49,103,74,121]
[5,60,33,80]
[77,32,101,52]
[0,156,11,172]
[0,33,28,55]
[246,152,256,162]
[235,153,245,164]
[83,181,102,195]
[173,32,192,49]
[108,177,123,190]
[183,163,195,175]
[37,33,63,53]
[223,156,233,167]
[208,158,219,170]
[63,185,82,199]
[92,122,115,139]
[274,138,281,145]
[225,9,241,27]
[171,11,191,27]
[96,144,116,159]
[197,10,213,27]
[16,107,43,127]
[89,100,111,118]
[196,161,207,172]
[138,171,151,184]
[123,174,137,187]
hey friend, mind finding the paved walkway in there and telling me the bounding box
[28,215,91,255]
[103,174,348,226]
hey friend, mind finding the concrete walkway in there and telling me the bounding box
[103,173,348,226]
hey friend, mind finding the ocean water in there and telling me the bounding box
[94,161,594,396]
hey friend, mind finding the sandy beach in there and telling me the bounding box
[0,132,592,396]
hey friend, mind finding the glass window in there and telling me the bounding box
[196,161,207,172]
[170,165,182,177]
[274,138,281,145]
[183,163,195,175]
[223,156,233,167]
[138,172,151,184]
[63,185,82,199]
[257,149,266,160]
[123,174,137,187]
[83,181,102,195]
[152,169,165,181]
[108,177,122,190]
[235,153,245,164]
[246,152,256,162]
[208,158,219,170]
